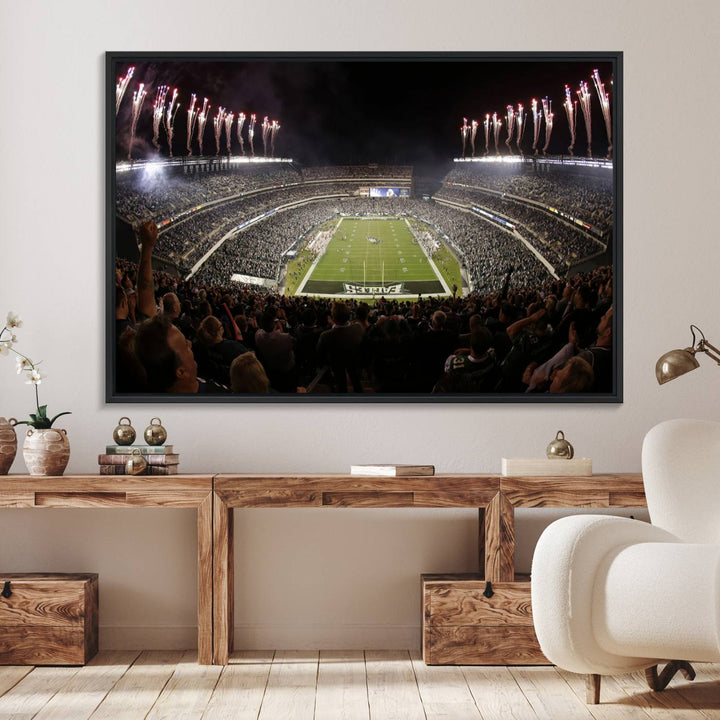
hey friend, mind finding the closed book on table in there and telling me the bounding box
[105,445,174,454]
[98,464,179,475]
[98,453,179,466]
[350,464,435,477]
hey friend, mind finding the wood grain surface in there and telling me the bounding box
[425,626,546,665]
[426,580,534,627]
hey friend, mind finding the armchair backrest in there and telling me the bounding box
[642,418,720,544]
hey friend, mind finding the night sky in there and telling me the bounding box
[112,55,616,169]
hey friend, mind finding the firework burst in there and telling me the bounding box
[460,118,469,158]
[541,97,553,155]
[578,80,593,157]
[563,85,577,156]
[236,112,246,155]
[196,98,210,156]
[224,111,234,155]
[213,106,227,156]
[531,99,542,156]
[152,86,169,152]
[592,68,612,158]
[186,94,198,156]
[127,83,147,160]
[248,113,257,156]
[115,67,134,115]
[505,105,516,153]
[515,104,525,153]
[270,119,281,157]
[164,88,179,157]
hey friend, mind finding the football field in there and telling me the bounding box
[297,217,449,298]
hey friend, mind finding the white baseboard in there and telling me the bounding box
[99,624,421,650]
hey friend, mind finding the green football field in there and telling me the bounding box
[297,217,448,297]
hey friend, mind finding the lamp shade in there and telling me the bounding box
[655,348,700,385]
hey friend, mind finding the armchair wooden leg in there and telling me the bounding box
[645,661,696,692]
[586,674,601,704]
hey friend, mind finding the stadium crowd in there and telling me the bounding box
[115,221,614,397]
[434,186,603,269]
[447,163,613,234]
[301,165,412,180]
[113,162,615,396]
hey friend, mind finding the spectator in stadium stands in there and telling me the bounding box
[553,284,597,352]
[293,306,324,387]
[193,315,248,387]
[456,314,485,351]
[116,286,133,341]
[134,314,201,393]
[369,315,413,393]
[548,356,595,394]
[414,310,458,392]
[433,327,500,393]
[316,302,364,393]
[498,304,554,392]
[577,305,613,393]
[162,291,195,340]
[254,306,297,392]
[230,352,271,393]
[136,220,159,320]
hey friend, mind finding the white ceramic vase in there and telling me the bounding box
[22,427,70,476]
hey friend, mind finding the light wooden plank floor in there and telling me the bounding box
[0,652,717,720]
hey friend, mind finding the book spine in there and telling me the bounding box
[98,454,179,466]
[104,445,174,455]
[146,465,179,475]
[98,464,179,475]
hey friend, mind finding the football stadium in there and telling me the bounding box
[112,56,617,398]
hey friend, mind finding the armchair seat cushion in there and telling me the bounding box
[531,515,679,674]
[594,542,720,662]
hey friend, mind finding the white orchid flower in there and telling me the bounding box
[6,312,22,329]
[0,342,9,356]
[25,368,46,385]
[16,356,33,373]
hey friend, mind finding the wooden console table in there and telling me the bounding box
[212,473,645,665]
[0,473,647,666]
[0,475,214,665]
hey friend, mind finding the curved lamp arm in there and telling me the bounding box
[656,325,720,384]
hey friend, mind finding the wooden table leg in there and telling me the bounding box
[213,492,234,665]
[197,493,213,665]
[483,492,515,582]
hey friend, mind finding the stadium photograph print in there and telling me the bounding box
[107,52,622,403]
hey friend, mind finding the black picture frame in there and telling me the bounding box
[107,51,622,403]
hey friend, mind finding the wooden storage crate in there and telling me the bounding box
[0,573,98,665]
[422,573,548,665]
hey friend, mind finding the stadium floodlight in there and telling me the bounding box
[655,325,720,384]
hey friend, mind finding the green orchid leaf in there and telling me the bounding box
[48,411,72,427]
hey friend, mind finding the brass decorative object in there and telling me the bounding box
[144,417,167,446]
[546,430,574,459]
[125,449,147,475]
[112,417,136,445]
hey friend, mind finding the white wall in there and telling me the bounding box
[1,0,719,650]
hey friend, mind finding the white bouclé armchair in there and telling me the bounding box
[531,418,720,703]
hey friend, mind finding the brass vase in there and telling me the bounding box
[0,417,17,475]
[22,428,70,476]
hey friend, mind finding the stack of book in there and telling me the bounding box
[98,445,180,475]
